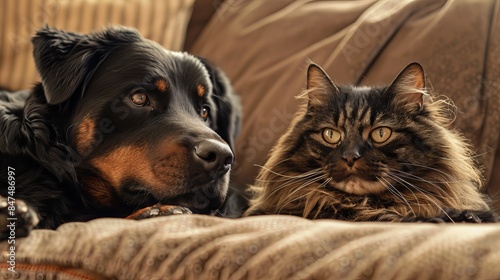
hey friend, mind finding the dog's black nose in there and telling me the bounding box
[194,140,234,176]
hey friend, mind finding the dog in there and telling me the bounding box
[0,26,241,238]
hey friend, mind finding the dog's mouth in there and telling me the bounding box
[120,181,227,215]
[162,190,226,215]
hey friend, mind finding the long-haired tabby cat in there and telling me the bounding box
[244,62,498,223]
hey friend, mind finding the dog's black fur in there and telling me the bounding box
[0,26,241,237]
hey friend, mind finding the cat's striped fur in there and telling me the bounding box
[245,63,498,223]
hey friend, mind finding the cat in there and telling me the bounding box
[244,62,498,223]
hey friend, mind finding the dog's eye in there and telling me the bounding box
[201,106,210,121]
[130,92,149,106]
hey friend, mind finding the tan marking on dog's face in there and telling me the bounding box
[81,176,116,207]
[76,114,95,155]
[150,140,190,191]
[155,79,168,93]
[90,144,190,197]
[197,84,205,97]
[90,146,162,189]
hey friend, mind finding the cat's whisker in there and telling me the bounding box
[280,173,325,189]
[399,162,456,181]
[308,178,333,218]
[279,177,333,215]
[386,169,449,194]
[254,167,324,183]
[390,170,447,184]
[387,168,465,206]
[262,170,325,204]
[382,174,421,212]
[432,148,493,161]
[386,173,455,223]
[280,174,328,203]
[385,173,443,199]
[266,169,324,190]
[387,173,451,206]
[254,165,323,180]
[389,167,471,185]
[266,173,325,200]
[277,175,329,213]
[379,177,416,216]
[257,168,327,207]
[254,158,292,173]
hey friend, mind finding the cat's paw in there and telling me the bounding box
[430,209,498,223]
[0,196,39,240]
[451,209,497,223]
[126,204,193,220]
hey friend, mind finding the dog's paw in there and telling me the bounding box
[126,205,193,220]
[0,196,39,240]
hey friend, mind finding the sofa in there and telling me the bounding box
[1,0,500,279]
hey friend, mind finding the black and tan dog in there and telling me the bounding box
[0,26,240,237]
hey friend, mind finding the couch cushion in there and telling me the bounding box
[0,215,500,279]
[189,0,500,205]
[0,0,195,91]
[184,0,220,52]
[2,215,500,279]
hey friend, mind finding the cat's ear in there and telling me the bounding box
[387,62,427,113]
[306,63,339,107]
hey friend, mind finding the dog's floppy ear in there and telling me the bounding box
[198,57,241,151]
[32,26,142,105]
[197,57,244,218]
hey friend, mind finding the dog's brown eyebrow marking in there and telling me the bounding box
[197,84,205,97]
[155,79,168,93]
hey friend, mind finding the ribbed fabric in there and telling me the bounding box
[0,0,195,91]
[2,215,500,279]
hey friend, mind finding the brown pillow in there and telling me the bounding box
[0,0,195,91]
[189,0,500,196]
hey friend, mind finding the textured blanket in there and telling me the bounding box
[1,215,500,279]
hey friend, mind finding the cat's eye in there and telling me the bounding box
[370,127,392,143]
[322,128,342,145]
[130,92,149,106]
